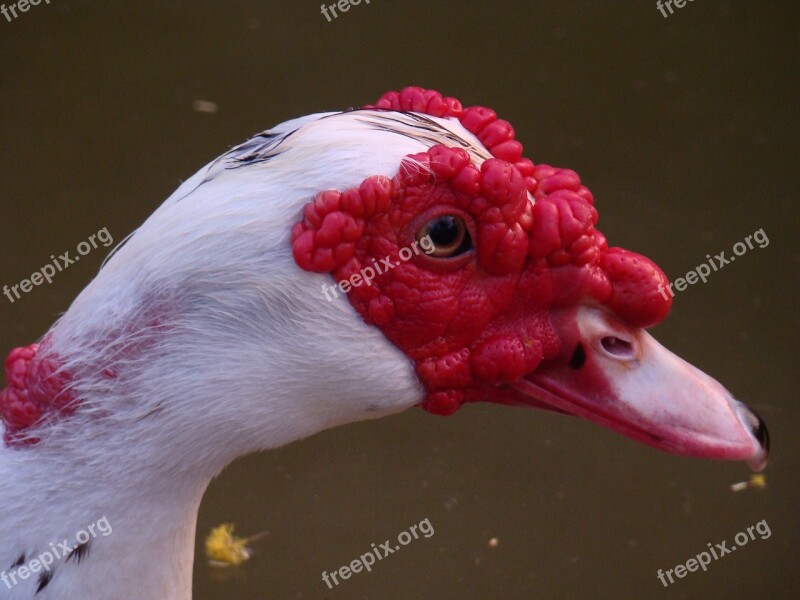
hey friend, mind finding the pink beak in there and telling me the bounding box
[511,306,769,471]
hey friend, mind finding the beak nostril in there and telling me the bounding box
[569,343,586,369]
[600,336,635,359]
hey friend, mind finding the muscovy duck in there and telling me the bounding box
[0,87,768,599]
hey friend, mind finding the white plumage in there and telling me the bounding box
[0,110,480,599]
[0,104,768,599]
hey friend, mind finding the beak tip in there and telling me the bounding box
[737,403,769,471]
[747,451,769,473]
[752,412,770,454]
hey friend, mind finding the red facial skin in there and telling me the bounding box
[292,86,671,416]
[0,86,671,445]
[0,341,76,445]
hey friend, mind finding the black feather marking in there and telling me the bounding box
[10,553,24,569]
[174,129,296,202]
[356,112,491,164]
[67,540,90,564]
[226,132,288,169]
[321,106,360,117]
[36,569,54,594]
[223,130,296,170]
[133,403,166,422]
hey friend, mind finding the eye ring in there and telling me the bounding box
[416,215,473,258]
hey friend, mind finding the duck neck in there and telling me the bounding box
[0,440,212,600]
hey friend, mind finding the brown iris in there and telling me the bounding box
[416,215,473,258]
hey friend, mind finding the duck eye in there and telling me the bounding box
[417,215,472,258]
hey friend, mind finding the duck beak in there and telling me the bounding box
[510,306,769,471]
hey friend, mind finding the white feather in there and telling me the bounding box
[0,109,493,599]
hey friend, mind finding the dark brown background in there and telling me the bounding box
[1,1,797,598]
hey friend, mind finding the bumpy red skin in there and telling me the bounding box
[293,86,671,415]
[0,341,76,445]
[0,315,163,445]
[0,87,672,444]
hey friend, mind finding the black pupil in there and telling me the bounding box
[428,216,460,246]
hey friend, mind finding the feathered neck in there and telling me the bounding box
[0,109,476,597]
